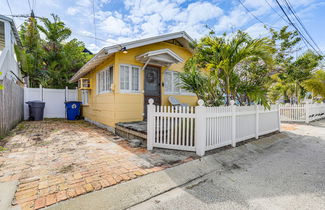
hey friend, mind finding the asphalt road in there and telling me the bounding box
[130,120,325,210]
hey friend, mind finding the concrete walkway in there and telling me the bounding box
[46,129,299,210]
[130,120,325,210]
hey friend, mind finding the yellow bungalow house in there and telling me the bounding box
[70,31,197,133]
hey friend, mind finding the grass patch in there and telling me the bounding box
[59,164,74,173]
[0,146,8,152]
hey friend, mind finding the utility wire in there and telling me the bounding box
[282,0,323,54]
[274,0,321,55]
[27,0,32,10]
[75,33,118,45]
[238,0,280,30]
[6,0,13,16]
[263,0,289,24]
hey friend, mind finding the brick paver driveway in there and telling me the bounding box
[0,120,196,210]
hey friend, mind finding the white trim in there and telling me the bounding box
[119,64,141,93]
[81,89,89,105]
[136,48,184,65]
[163,70,195,96]
[96,65,113,95]
[70,31,193,83]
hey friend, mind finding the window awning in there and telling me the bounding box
[136,49,184,67]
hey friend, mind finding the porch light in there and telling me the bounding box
[121,46,128,54]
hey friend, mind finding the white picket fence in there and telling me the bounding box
[279,103,325,123]
[24,86,78,119]
[147,99,280,156]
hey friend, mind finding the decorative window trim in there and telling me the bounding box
[119,64,141,93]
[96,65,113,95]
[164,70,195,96]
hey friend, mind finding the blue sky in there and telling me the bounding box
[1,0,325,53]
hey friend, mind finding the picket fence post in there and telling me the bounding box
[305,102,310,124]
[195,99,206,156]
[230,100,236,147]
[147,98,155,151]
[39,84,43,101]
[255,104,259,139]
[277,103,281,132]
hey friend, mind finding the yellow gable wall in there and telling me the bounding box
[80,41,197,128]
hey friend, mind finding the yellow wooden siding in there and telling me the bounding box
[79,41,197,128]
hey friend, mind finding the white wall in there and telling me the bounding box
[24,87,78,119]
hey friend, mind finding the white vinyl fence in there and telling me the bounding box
[279,103,325,123]
[147,99,280,156]
[24,86,78,119]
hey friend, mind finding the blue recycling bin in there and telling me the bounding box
[65,101,81,120]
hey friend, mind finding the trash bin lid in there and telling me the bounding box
[26,100,45,104]
[64,101,82,104]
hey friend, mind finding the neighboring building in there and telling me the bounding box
[0,15,22,82]
[70,31,197,132]
[0,15,24,137]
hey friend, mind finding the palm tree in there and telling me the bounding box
[37,14,71,52]
[302,70,325,100]
[187,31,274,105]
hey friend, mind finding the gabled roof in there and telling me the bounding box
[70,31,193,83]
[136,48,184,67]
[0,15,22,47]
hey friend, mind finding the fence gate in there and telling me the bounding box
[147,103,196,152]
[279,103,325,123]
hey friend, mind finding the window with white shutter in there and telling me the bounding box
[120,64,140,93]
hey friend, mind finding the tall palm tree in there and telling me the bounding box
[193,31,274,105]
[37,14,71,52]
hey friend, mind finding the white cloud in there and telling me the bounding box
[79,30,94,36]
[214,7,251,33]
[99,15,131,35]
[175,2,223,24]
[67,7,80,15]
[244,23,269,38]
[141,14,164,36]
[76,0,92,7]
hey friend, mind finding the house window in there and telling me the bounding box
[164,70,193,95]
[120,64,140,92]
[97,66,113,94]
[81,90,89,105]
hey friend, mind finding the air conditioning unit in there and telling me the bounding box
[78,78,91,90]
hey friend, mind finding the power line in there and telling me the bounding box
[27,0,32,10]
[282,0,323,54]
[6,0,13,16]
[75,33,117,45]
[263,0,289,24]
[274,0,321,55]
[238,0,280,30]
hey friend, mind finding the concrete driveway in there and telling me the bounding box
[130,120,325,210]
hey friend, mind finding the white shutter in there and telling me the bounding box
[132,67,139,91]
[164,71,172,93]
[120,65,130,91]
[173,72,180,93]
